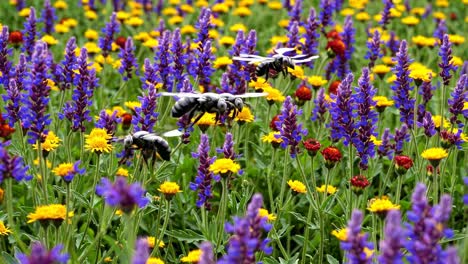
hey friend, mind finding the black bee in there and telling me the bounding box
[160,92,267,127]
[118,131,172,165]
[233,48,319,81]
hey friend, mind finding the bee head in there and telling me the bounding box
[234,98,244,111]
[123,135,133,148]
[217,99,227,113]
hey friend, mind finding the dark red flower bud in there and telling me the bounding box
[270,114,280,131]
[115,36,127,49]
[351,175,370,194]
[450,12,457,20]
[121,113,132,130]
[303,138,321,157]
[328,80,341,95]
[0,115,15,139]
[326,30,341,40]
[321,146,342,168]
[394,155,413,174]
[294,85,312,106]
[9,31,23,45]
[326,39,346,57]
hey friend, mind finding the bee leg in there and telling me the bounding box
[190,112,205,128]
[264,64,270,82]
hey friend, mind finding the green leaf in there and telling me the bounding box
[326,254,340,264]
[165,229,206,243]
[1,252,18,264]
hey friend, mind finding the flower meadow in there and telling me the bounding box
[0,0,468,263]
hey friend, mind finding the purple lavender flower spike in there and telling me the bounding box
[219,194,271,263]
[288,0,302,23]
[433,19,447,43]
[171,28,187,91]
[155,31,173,90]
[341,210,374,264]
[21,41,52,144]
[333,16,355,79]
[379,0,394,30]
[378,128,393,159]
[194,8,211,46]
[60,48,97,132]
[393,124,410,155]
[386,31,400,57]
[379,210,405,264]
[353,68,377,170]
[0,26,13,86]
[62,160,85,183]
[41,0,56,35]
[0,144,32,184]
[15,0,25,10]
[15,54,28,92]
[132,238,149,264]
[319,0,334,34]
[329,73,356,145]
[419,75,435,105]
[422,3,432,18]
[2,79,22,127]
[222,133,235,159]
[198,242,215,264]
[461,61,468,76]
[391,40,415,128]
[190,134,215,209]
[96,109,121,136]
[365,30,382,69]
[444,247,460,264]
[57,37,77,90]
[16,242,69,264]
[119,37,139,81]
[448,74,467,126]
[176,77,194,144]
[311,88,328,123]
[132,83,159,132]
[438,34,457,86]
[302,8,320,67]
[227,31,249,93]
[287,21,300,49]
[194,40,215,90]
[98,13,120,57]
[96,176,149,213]
[141,58,156,90]
[275,96,308,158]
[417,111,436,137]
[22,7,38,61]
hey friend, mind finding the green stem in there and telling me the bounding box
[267,149,276,210]
[37,142,48,203]
[6,178,27,252]
[124,213,136,263]
[151,198,163,257]
[158,200,171,250]
[437,84,446,146]
[301,203,314,264]
[277,149,289,212]
[395,173,403,205]
[216,178,229,252]
[348,144,354,218]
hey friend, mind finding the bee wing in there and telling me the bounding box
[292,55,319,64]
[233,56,267,64]
[233,92,269,98]
[162,129,184,138]
[290,54,311,59]
[238,54,269,59]
[160,92,203,98]
[274,47,296,55]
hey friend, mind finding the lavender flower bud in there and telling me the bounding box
[329,73,356,145]
[393,124,410,155]
[22,7,38,61]
[438,34,457,86]
[311,88,328,122]
[119,37,139,81]
[417,111,436,137]
[365,30,382,69]
[190,134,215,209]
[198,242,215,264]
[448,74,467,126]
[132,83,159,132]
[41,0,56,35]
[379,210,405,264]
[98,13,120,57]
[378,128,393,159]
[341,210,374,264]
[379,0,394,30]
[276,96,308,157]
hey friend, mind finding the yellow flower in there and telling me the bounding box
[386,74,397,83]
[84,128,113,154]
[52,163,75,177]
[433,11,446,20]
[147,236,165,248]
[32,131,61,152]
[212,3,229,13]
[316,185,338,195]
[270,35,289,45]
[340,8,355,16]
[209,158,241,175]
[448,34,465,45]
[195,0,209,7]
[278,19,290,28]
[262,132,283,144]
[233,6,252,17]
[180,4,195,13]
[370,135,382,146]
[412,35,436,48]
[212,56,233,70]
[288,180,306,193]
[349,0,368,9]
[19,8,31,17]
[432,115,450,129]
[411,7,426,16]
[116,168,129,177]
[401,16,420,26]
[85,29,99,40]
[409,68,433,82]
[367,197,400,214]
[287,65,304,79]
[268,1,283,10]
[249,78,272,91]
[33,158,52,168]
[116,11,130,21]
[84,42,101,54]
[219,36,235,46]
[54,0,68,9]
[450,56,463,67]
[356,12,371,21]
[169,16,184,25]
[235,107,254,123]
[41,35,58,45]
[143,38,159,48]
[85,10,98,20]
[180,249,202,263]
[55,24,69,34]
[211,17,225,27]
[104,257,113,263]
[209,29,219,39]
[27,204,73,223]
[125,101,142,111]
[134,32,151,41]
[181,25,197,35]
[308,75,327,88]
[63,18,78,28]
[258,208,277,221]
[147,258,165,264]
[373,64,391,77]
[421,148,448,161]
[373,96,394,108]
[263,87,285,103]
[126,17,144,27]
[195,112,217,127]
[0,221,12,236]
[158,181,182,195]
[435,0,448,7]
[230,23,247,32]
[382,56,396,66]
[331,228,347,241]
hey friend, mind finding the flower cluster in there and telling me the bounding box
[96,177,149,213]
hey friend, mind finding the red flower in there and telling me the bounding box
[303,139,321,156]
[115,36,127,49]
[394,155,413,173]
[328,80,341,95]
[326,39,346,57]
[9,31,23,45]
[321,146,342,168]
[450,12,457,21]
[326,29,341,40]
[0,115,15,139]
[269,114,280,131]
[121,113,132,130]
[351,175,370,194]
[294,85,312,105]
